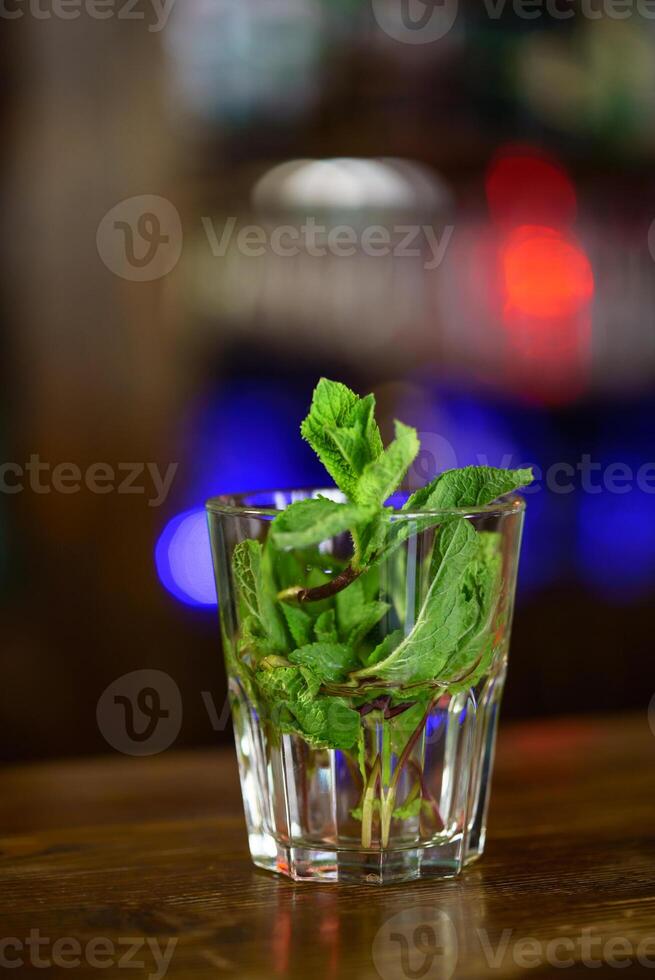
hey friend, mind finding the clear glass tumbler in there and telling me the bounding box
[207,489,525,884]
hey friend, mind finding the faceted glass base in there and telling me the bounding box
[231,665,506,885]
[251,837,464,885]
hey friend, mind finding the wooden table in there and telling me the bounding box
[1,713,654,979]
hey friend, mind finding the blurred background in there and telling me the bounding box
[2,0,655,761]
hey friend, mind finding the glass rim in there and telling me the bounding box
[205,487,526,520]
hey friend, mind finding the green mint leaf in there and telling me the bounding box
[362,629,404,668]
[353,517,478,684]
[393,796,422,820]
[233,540,286,652]
[355,421,420,507]
[269,496,373,550]
[347,601,390,647]
[350,787,431,820]
[440,531,503,691]
[445,637,496,695]
[297,667,323,701]
[255,660,323,709]
[405,465,534,512]
[258,665,360,749]
[335,577,366,636]
[314,609,338,643]
[288,696,360,750]
[233,380,533,752]
[352,394,385,460]
[326,394,384,478]
[233,540,263,621]
[368,464,533,571]
[239,615,280,658]
[357,512,391,565]
[352,796,427,822]
[288,642,358,684]
[335,576,390,647]
[389,697,432,755]
[280,603,313,648]
[266,546,305,592]
[255,664,310,703]
[301,379,383,497]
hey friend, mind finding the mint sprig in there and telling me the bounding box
[353,517,479,684]
[300,380,383,499]
[404,464,535,511]
[227,378,532,843]
[270,497,375,551]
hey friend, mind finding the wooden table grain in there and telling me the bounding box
[1,713,654,979]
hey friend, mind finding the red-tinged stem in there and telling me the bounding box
[277,565,361,603]
[407,758,444,832]
[379,699,434,847]
[389,699,434,797]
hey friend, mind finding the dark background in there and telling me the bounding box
[2,1,655,761]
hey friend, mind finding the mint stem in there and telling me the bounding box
[360,700,434,850]
[407,759,443,832]
[278,565,362,603]
[380,699,434,847]
[361,756,381,849]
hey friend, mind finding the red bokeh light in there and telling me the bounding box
[486,147,577,230]
[498,225,595,404]
[475,146,594,403]
[502,226,594,318]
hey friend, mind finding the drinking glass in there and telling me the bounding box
[207,489,525,884]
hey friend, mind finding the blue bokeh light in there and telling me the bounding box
[156,376,327,609]
[183,378,325,504]
[577,467,655,600]
[402,384,520,472]
[402,381,562,595]
[155,508,217,608]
